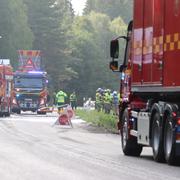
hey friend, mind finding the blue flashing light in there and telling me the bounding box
[16,94,20,98]
[176,126,180,132]
[28,71,45,74]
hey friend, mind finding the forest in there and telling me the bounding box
[0,0,132,103]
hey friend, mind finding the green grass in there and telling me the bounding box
[76,109,119,133]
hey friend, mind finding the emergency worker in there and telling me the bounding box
[70,91,77,110]
[104,89,112,114]
[112,91,119,115]
[100,89,106,111]
[95,88,102,111]
[56,90,67,111]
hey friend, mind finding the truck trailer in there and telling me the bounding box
[110,0,180,165]
[12,50,49,114]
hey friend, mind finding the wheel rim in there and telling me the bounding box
[122,116,128,148]
[165,121,173,156]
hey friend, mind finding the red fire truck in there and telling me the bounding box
[110,0,180,165]
[0,59,13,117]
[12,50,49,114]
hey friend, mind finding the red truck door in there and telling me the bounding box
[152,0,164,84]
[142,0,153,84]
[131,0,144,85]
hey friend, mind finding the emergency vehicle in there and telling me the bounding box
[0,59,13,117]
[12,50,49,114]
[110,0,180,165]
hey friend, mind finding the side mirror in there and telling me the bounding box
[110,40,119,59]
[109,61,118,71]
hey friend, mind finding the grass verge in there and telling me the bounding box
[76,109,119,133]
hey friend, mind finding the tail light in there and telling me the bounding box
[177,118,180,126]
[176,133,180,141]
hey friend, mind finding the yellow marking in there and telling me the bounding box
[133,41,142,49]
[134,48,142,55]
[143,47,147,54]
[164,43,167,51]
[133,33,180,55]
[170,42,175,51]
[178,41,180,50]
[166,35,171,43]
[154,45,160,54]
[125,69,131,75]
[174,33,179,42]
[159,36,163,44]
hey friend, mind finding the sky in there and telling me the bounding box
[71,0,87,15]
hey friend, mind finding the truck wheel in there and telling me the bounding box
[5,112,10,117]
[5,107,11,117]
[121,108,142,156]
[164,114,176,165]
[151,112,164,162]
[17,109,21,114]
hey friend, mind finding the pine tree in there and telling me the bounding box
[24,0,77,91]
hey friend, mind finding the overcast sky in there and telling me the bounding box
[71,0,87,15]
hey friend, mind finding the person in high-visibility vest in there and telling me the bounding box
[56,90,67,111]
[112,91,119,116]
[104,89,112,114]
[69,91,77,110]
[95,88,102,111]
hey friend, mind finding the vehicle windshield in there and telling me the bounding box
[14,77,44,88]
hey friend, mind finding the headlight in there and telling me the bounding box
[16,94,20,98]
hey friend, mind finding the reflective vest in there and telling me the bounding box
[56,91,67,103]
[70,93,77,102]
[104,93,112,103]
[96,92,102,103]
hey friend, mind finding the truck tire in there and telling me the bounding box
[121,108,142,156]
[151,112,164,162]
[5,112,10,117]
[164,113,176,165]
[17,109,21,114]
[5,107,11,117]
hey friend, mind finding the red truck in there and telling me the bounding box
[12,50,49,114]
[110,0,180,165]
[0,59,13,117]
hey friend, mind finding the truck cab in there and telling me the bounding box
[12,71,48,114]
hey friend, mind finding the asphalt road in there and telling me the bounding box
[0,112,180,180]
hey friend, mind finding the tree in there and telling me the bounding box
[67,13,120,102]
[0,0,33,67]
[84,0,133,23]
[24,0,77,92]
